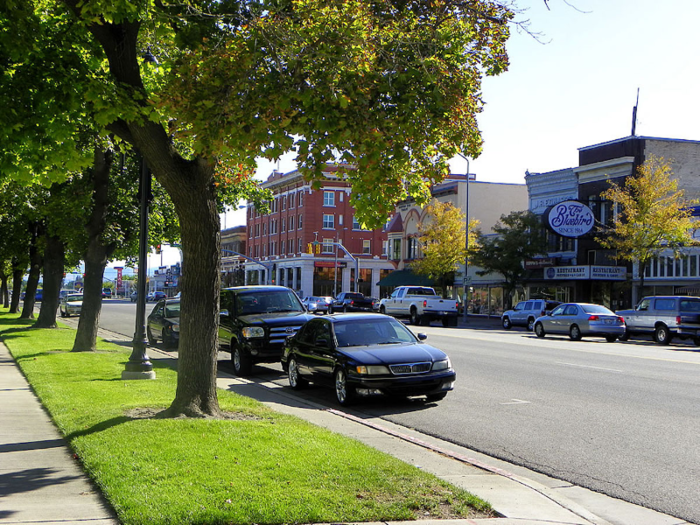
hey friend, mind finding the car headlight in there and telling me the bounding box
[432,358,451,371]
[242,326,265,338]
[171,324,179,333]
[356,365,390,375]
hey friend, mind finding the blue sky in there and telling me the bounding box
[141,0,700,268]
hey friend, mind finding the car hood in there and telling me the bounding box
[238,312,314,326]
[614,309,636,316]
[341,343,447,365]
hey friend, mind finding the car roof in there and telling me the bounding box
[323,313,393,324]
[223,285,291,294]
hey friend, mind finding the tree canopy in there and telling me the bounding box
[2,0,521,417]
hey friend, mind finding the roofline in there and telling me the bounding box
[578,135,700,152]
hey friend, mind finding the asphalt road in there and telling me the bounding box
[95,300,700,524]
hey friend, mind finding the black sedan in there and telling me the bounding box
[146,299,180,349]
[281,313,456,406]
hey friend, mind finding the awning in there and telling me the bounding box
[675,283,700,294]
[377,269,437,287]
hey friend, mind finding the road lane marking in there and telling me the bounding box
[556,361,624,373]
[500,399,531,405]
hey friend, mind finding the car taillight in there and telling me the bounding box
[588,315,599,321]
[617,316,624,324]
[423,300,427,308]
[456,301,460,309]
[350,300,354,305]
[676,315,681,326]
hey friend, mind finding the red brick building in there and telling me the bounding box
[245,165,394,297]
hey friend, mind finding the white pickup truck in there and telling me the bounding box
[379,286,459,327]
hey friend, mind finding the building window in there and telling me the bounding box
[298,191,304,207]
[323,214,334,229]
[282,195,287,210]
[289,216,294,230]
[323,191,335,207]
[263,223,267,236]
[289,239,294,254]
[391,239,402,260]
[323,238,334,254]
[298,214,303,229]
[407,237,420,260]
[298,237,303,253]
[280,219,285,233]
[382,240,388,256]
[363,240,371,254]
[289,193,295,208]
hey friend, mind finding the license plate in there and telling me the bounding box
[604,319,614,325]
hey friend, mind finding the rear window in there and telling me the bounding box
[679,299,700,312]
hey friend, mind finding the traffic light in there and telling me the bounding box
[307,243,313,254]
[155,244,161,254]
[315,243,321,254]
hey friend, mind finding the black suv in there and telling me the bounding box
[219,286,314,376]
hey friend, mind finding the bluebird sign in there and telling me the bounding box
[547,200,594,238]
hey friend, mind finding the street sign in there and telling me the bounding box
[463,276,472,285]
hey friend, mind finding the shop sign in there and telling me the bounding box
[547,200,594,238]
[544,265,626,280]
[590,266,626,280]
[545,266,590,280]
[524,257,556,269]
[314,261,346,268]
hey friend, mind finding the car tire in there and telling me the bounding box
[502,317,512,330]
[146,327,155,345]
[527,317,536,331]
[618,330,630,341]
[441,317,450,327]
[569,325,582,341]
[605,335,618,343]
[343,305,348,313]
[379,306,386,314]
[232,347,253,376]
[534,322,546,338]
[334,368,354,406]
[655,325,672,345]
[426,392,447,402]
[162,329,175,350]
[328,306,334,314]
[60,309,67,318]
[287,358,308,390]
[410,308,421,326]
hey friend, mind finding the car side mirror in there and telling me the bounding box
[417,333,427,341]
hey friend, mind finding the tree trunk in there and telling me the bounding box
[0,271,8,308]
[73,147,114,352]
[20,223,43,320]
[10,262,23,314]
[160,161,222,418]
[34,234,65,328]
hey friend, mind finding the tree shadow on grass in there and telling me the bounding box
[65,415,136,441]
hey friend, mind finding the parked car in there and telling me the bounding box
[59,293,83,317]
[533,303,625,342]
[302,296,333,314]
[282,313,456,406]
[501,299,561,331]
[329,292,375,313]
[378,286,459,326]
[102,288,112,298]
[130,290,139,302]
[615,296,700,345]
[147,291,167,302]
[146,299,180,349]
[219,286,315,376]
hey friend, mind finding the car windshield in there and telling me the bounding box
[581,304,614,315]
[334,317,417,347]
[66,295,83,302]
[238,291,304,315]
[165,302,180,318]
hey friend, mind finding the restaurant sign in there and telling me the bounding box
[544,266,626,281]
[546,200,594,238]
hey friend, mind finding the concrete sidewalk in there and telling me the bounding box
[0,326,690,525]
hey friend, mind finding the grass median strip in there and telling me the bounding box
[0,309,493,524]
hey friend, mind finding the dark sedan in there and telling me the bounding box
[281,313,456,406]
[146,299,180,349]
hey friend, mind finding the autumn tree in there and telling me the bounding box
[411,200,478,297]
[596,155,698,299]
[4,0,520,417]
[470,210,546,307]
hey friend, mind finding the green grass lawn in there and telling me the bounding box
[0,309,493,524]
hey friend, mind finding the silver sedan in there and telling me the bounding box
[533,303,626,342]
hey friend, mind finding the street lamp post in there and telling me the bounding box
[122,155,156,380]
[458,154,470,322]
